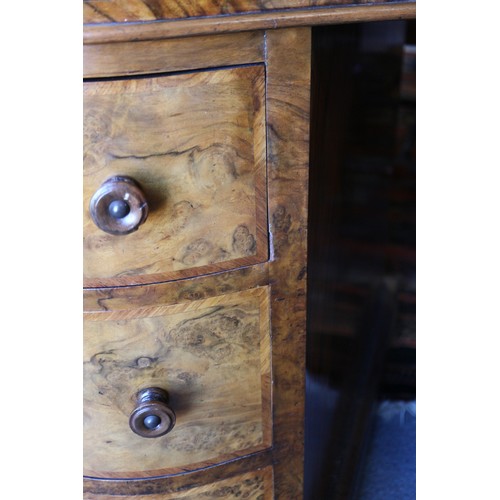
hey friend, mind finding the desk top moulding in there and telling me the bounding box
[83,1,416,43]
[83,0,413,24]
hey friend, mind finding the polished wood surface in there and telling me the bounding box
[84,65,267,287]
[84,467,274,499]
[264,27,311,499]
[84,263,270,312]
[84,286,272,478]
[83,31,265,78]
[84,449,273,496]
[83,25,311,497]
[83,3,416,44]
[83,0,413,24]
[81,0,417,493]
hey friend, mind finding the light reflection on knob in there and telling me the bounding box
[129,387,176,438]
[89,176,149,235]
[143,414,161,430]
[108,199,131,219]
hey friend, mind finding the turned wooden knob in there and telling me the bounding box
[129,387,176,438]
[89,176,149,235]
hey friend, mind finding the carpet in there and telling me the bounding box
[356,400,416,499]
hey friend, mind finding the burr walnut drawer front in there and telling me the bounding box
[83,65,267,288]
[83,286,272,479]
[83,467,274,500]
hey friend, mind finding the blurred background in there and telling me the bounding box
[304,19,416,499]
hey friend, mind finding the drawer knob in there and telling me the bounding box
[89,176,149,235]
[129,387,176,438]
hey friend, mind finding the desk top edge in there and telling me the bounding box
[83,2,416,44]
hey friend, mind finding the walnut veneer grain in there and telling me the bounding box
[84,467,274,499]
[83,0,412,24]
[264,27,311,499]
[84,287,272,478]
[82,0,417,492]
[84,65,267,288]
[83,25,311,498]
[83,3,416,44]
[83,263,270,311]
[83,31,265,78]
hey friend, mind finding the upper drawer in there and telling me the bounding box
[83,65,267,287]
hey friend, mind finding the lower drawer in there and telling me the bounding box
[84,467,273,499]
[83,286,272,478]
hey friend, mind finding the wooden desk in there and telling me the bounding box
[83,3,416,498]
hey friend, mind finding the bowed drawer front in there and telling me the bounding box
[84,287,272,478]
[83,65,267,288]
[83,467,274,499]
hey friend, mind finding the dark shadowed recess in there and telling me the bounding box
[305,18,416,500]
